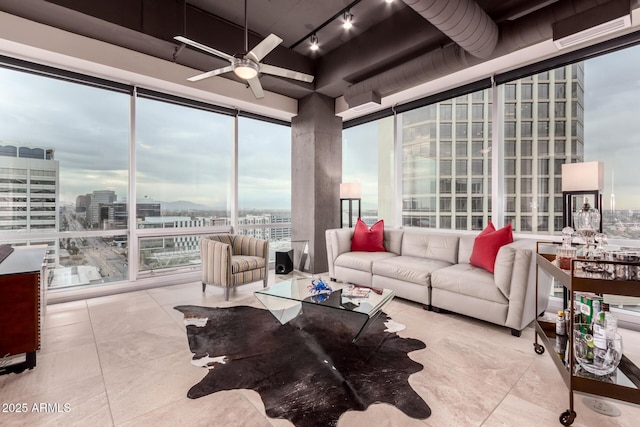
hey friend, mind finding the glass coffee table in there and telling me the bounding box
[255,277,395,343]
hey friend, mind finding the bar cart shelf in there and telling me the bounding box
[534,242,640,426]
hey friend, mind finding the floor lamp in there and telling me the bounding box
[560,161,604,305]
[340,183,361,228]
[561,161,604,233]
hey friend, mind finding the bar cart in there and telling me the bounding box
[534,242,640,425]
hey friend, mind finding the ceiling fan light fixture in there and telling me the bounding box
[175,0,313,98]
[233,58,259,80]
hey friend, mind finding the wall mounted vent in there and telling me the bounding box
[553,0,631,49]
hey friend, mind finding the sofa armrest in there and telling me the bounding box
[200,238,233,287]
[493,239,545,331]
[325,228,354,279]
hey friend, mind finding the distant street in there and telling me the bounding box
[61,207,128,282]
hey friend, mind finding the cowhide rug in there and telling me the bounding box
[174,303,430,427]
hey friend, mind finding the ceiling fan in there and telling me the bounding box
[174,0,314,99]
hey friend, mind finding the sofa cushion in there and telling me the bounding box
[383,229,404,255]
[373,256,452,286]
[351,218,386,252]
[335,251,397,273]
[401,232,459,264]
[458,235,476,264]
[431,264,508,304]
[469,223,513,273]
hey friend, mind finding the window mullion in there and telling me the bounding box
[129,87,138,279]
[491,80,505,227]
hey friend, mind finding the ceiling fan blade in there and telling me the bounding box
[187,66,234,82]
[174,36,235,62]
[247,77,264,99]
[259,63,314,83]
[246,34,282,63]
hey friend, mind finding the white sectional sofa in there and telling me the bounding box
[325,227,552,336]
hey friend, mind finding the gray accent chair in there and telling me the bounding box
[200,234,269,300]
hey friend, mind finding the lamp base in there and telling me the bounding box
[582,397,621,417]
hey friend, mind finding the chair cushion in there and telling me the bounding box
[231,255,266,274]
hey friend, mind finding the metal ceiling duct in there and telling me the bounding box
[402,0,498,59]
[344,0,615,109]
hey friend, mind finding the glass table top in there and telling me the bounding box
[254,277,395,342]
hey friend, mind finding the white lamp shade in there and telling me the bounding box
[340,182,361,199]
[561,161,604,192]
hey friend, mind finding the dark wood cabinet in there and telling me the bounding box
[0,246,47,375]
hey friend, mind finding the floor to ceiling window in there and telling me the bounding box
[503,46,640,317]
[0,59,292,295]
[237,116,291,261]
[501,65,583,234]
[342,116,394,226]
[135,96,233,274]
[399,89,493,230]
[0,67,130,289]
[343,41,640,321]
[582,46,640,241]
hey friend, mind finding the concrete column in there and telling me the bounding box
[291,93,342,274]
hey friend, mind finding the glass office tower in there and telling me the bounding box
[401,64,584,234]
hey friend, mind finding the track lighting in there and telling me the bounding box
[310,34,319,51]
[343,11,353,29]
[291,1,390,51]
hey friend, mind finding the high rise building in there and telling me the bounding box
[85,190,116,228]
[75,194,91,213]
[401,64,585,234]
[98,201,161,229]
[0,144,58,232]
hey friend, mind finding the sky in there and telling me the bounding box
[1,44,640,212]
[0,68,291,210]
[583,44,640,210]
[343,121,382,210]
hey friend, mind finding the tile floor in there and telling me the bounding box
[1,271,640,426]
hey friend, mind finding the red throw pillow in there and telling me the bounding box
[478,221,496,237]
[469,222,513,273]
[351,218,386,252]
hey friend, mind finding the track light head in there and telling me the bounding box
[343,11,353,29]
[310,34,319,51]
